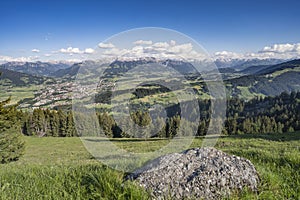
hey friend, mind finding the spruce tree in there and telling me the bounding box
[66,112,77,137]
[0,98,25,163]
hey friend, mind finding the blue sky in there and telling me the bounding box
[1,0,300,61]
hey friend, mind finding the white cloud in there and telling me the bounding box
[0,55,39,64]
[58,47,95,55]
[152,42,170,49]
[214,43,300,60]
[84,48,95,54]
[32,49,40,53]
[214,51,244,60]
[260,43,300,54]
[170,40,176,46]
[0,55,14,63]
[169,43,193,54]
[98,43,115,49]
[59,47,82,54]
[133,40,153,45]
[4,43,300,64]
[102,48,129,56]
[96,40,206,61]
[253,43,300,59]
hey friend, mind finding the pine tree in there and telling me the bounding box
[0,98,25,163]
[197,120,207,136]
[156,117,166,138]
[58,110,67,137]
[98,112,114,137]
[66,112,77,137]
[50,111,59,137]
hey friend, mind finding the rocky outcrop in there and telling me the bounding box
[128,147,259,199]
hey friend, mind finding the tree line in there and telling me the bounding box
[19,91,300,138]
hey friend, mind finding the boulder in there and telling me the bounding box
[128,147,259,199]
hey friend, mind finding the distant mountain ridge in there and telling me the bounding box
[0,61,72,77]
[239,65,270,75]
[254,59,300,75]
[0,68,50,86]
[0,58,289,79]
[51,64,80,78]
[106,58,198,77]
[215,58,285,70]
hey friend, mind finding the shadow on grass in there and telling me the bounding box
[83,138,170,143]
[225,132,300,142]
[83,132,300,143]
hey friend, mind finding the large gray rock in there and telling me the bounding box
[128,147,259,199]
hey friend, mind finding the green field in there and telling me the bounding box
[0,85,38,105]
[0,133,299,199]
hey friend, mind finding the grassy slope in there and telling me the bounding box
[0,137,149,200]
[0,133,299,199]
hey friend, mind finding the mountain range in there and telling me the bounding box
[0,61,72,77]
[0,58,288,78]
[0,68,50,86]
[1,58,300,100]
[214,58,284,70]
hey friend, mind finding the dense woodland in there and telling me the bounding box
[20,91,300,138]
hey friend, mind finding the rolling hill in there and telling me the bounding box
[227,59,300,97]
[255,59,300,75]
[0,68,51,86]
[51,64,80,78]
[239,65,271,75]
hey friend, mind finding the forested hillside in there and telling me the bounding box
[226,61,300,97]
[0,68,49,86]
[20,91,300,138]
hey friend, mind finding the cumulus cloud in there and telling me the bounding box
[102,48,129,56]
[169,43,193,54]
[170,40,176,46]
[96,40,206,61]
[0,55,14,63]
[214,43,300,60]
[252,43,300,59]
[58,47,95,55]
[260,43,300,54]
[59,47,82,54]
[0,47,94,63]
[152,42,170,49]
[98,43,115,49]
[84,48,95,54]
[214,51,244,60]
[133,40,153,45]
[0,55,39,64]
[4,43,300,64]
[33,42,300,62]
[32,49,40,53]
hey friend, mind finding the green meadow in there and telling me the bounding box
[0,85,38,105]
[0,133,299,199]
